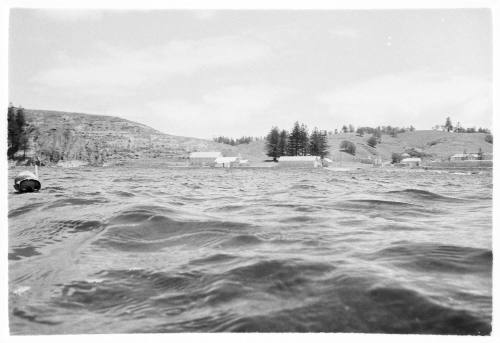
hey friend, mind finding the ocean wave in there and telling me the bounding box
[386,188,465,202]
[369,243,492,274]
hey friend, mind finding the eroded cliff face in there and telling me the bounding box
[17,109,240,165]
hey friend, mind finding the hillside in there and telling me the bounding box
[18,109,266,165]
[13,108,492,166]
[325,131,493,161]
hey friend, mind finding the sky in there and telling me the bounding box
[9,9,492,139]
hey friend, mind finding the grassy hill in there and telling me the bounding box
[326,131,493,161]
[15,108,492,165]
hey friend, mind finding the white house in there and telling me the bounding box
[401,157,421,167]
[215,156,241,168]
[278,156,322,168]
[189,151,222,167]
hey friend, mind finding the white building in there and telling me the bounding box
[401,157,421,167]
[278,156,322,168]
[215,156,241,168]
[189,151,222,167]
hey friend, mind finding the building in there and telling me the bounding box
[278,156,322,168]
[401,157,421,167]
[215,156,241,168]
[189,151,222,167]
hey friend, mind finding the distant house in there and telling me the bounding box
[215,156,240,168]
[278,156,322,168]
[401,157,421,167]
[450,153,486,161]
[189,151,222,167]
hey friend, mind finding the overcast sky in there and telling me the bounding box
[9,9,491,139]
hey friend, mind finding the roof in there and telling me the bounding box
[279,156,320,162]
[189,151,222,158]
[401,153,411,157]
[401,158,421,162]
[215,156,240,163]
[451,154,468,158]
[324,158,333,163]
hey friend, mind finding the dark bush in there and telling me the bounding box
[340,140,356,155]
[367,136,378,148]
[391,153,402,163]
[485,134,493,144]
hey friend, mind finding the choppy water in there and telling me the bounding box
[8,165,492,334]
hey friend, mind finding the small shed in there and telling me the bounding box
[189,151,222,167]
[401,157,421,167]
[278,156,322,168]
[215,156,240,168]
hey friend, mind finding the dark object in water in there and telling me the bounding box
[14,171,41,193]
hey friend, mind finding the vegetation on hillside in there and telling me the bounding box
[7,105,30,159]
[340,140,356,155]
[212,136,259,146]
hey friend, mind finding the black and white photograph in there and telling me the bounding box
[2,1,496,338]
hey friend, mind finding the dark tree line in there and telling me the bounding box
[265,121,329,161]
[7,105,29,159]
[213,136,257,145]
[439,116,491,134]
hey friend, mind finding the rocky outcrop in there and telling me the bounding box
[16,109,242,165]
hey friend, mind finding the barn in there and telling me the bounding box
[189,152,222,167]
[278,156,322,168]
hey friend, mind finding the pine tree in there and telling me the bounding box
[309,127,321,156]
[299,123,309,155]
[287,121,301,156]
[445,117,453,132]
[278,129,288,157]
[265,127,281,161]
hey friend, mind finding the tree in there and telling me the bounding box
[367,135,378,148]
[348,124,355,133]
[7,105,28,159]
[341,125,348,133]
[265,127,280,161]
[278,130,288,157]
[356,127,364,136]
[391,152,402,163]
[298,123,309,155]
[340,140,356,155]
[287,121,301,156]
[309,128,329,158]
[445,117,453,132]
[319,130,329,158]
[478,148,483,160]
[485,134,493,144]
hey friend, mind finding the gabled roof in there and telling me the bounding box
[189,151,222,158]
[279,156,320,162]
[401,158,421,162]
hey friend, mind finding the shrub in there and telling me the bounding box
[367,136,378,148]
[391,153,402,163]
[340,140,356,155]
[485,134,493,144]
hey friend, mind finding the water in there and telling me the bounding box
[8,165,492,334]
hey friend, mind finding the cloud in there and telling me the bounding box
[192,10,217,20]
[31,35,273,92]
[36,9,103,22]
[138,85,295,138]
[317,72,492,129]
[328,28,359,39]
